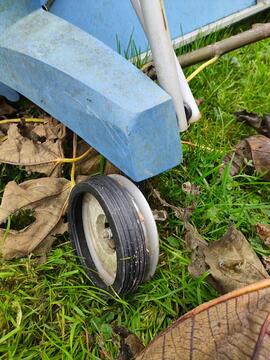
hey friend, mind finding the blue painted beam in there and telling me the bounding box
[0,0,39,33]
[46,0,256,54]
[0,82,19,102]
[0,9,181,181]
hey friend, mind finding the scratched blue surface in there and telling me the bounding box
[0,9,181,181]
[0,0,257,102]
[0,82,19,102]
[47,0,256,53]
[0,0,39,33]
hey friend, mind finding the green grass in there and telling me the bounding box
[1,18,270,359]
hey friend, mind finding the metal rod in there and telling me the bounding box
[131,0,200,125]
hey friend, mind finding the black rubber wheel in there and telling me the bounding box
[68,175,148,295]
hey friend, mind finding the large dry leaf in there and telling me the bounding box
[235,110,270,138]
[204,226,269,293]
[257,223,270,247]
[135,279,270,360]
[247,135,270,180]
[186,224,269,293]
[221,135,270,180]
[0,120,64,176]
[0,177,70,259]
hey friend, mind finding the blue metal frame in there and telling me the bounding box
[0,8,181,181]
[46,0,256,54]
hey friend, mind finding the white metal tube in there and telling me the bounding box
[139,0,187,131]
[131,0,200,124]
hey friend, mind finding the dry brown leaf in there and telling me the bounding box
[0,120,64,177]
[0,97,16,117]
[0,177,70,259]
[76,140,100,175]
[152,210,168,222]
[221,135,270,180]
[151,187,195,221]
[256,223,270,247]
[184,222,209,278]
[204,225,269,293]
[235,110,270,138]
[76,139,120,176]
[185,224,269,293]
[262,256,270,272]
[135,279,270,360]
[247,135,270,180]
[182,181,201,196]
[104,160,120,175]
[114,326,145,360]
[30,117,66,141]
[34,219,68,256]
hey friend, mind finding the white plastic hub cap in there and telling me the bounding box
[82,193,117,286]
[109,174,159,280]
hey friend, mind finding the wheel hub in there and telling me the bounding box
[82,193,117,286]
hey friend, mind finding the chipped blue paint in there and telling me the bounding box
[0,9,181,181]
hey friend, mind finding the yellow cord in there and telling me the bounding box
[55,148,92,164]
[70,134,77,188]
[0,118,45,125]
[70,162,76,188]
[187,55,219,83]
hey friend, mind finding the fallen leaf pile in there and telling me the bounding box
[136,279,270,359]
[0,98,119,260]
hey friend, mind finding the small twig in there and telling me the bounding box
[181,140,197,147]
[179,22,270,67]
[149,184,195,222]
[143,23,270,77]
[181,140,221,153]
